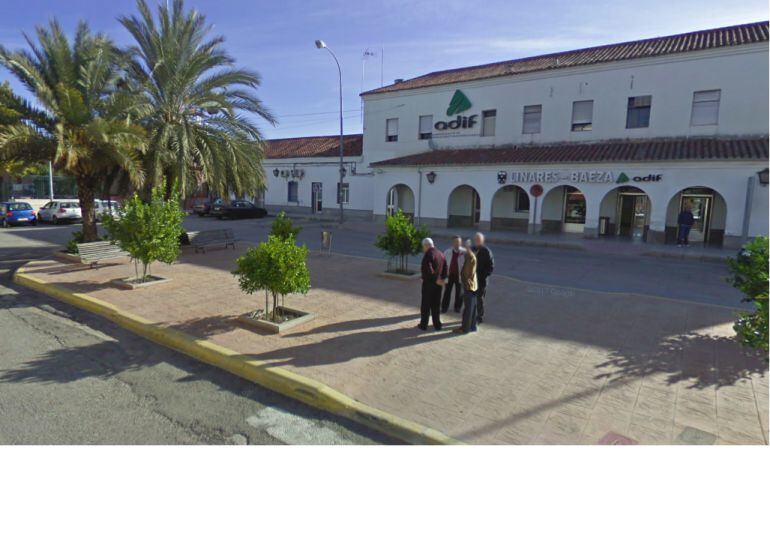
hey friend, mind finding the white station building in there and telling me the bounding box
[263,21,769,248]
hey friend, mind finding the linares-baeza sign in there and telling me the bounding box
[508,171,663,184]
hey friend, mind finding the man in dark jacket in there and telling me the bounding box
[677,205,695,246]
[418,238,447,331]
[473,232,494,324]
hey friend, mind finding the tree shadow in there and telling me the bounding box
[594,333,767,389]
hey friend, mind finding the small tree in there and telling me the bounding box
[103,187,184,282]
[233,235,311,322]
[375,210,430,273]
[270,211,302,241]
[727,236,769,352]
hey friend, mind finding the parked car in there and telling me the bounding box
[95,199,122,221]
[214,200,267,220]
[37,200,82,224]
[0,201,37,227]
[193,199,221,216]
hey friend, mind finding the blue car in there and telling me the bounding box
[1,201,38,227]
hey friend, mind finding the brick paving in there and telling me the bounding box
[20,247,768,444]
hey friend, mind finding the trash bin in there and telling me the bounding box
[599,217,610,236]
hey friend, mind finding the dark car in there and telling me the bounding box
[1,201,38,227]
[193,198,222,216]
[215,200,267,220]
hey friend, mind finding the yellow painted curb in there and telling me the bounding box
[13,266,461,445]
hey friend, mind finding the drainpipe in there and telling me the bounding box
[417,168,423,225]
[741,174,755,244]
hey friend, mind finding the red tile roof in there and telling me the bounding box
[265,134,363,159]
[364,21,769,95]
[370,136,769,167]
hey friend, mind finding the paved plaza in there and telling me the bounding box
[14,231,768,444]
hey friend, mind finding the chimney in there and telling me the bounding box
[394,78,404,84]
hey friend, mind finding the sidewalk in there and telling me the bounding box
[16,248,768,444]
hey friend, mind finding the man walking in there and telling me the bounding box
[418,238,446,331]
[677,204,695,247]
[454,239,478,334]
[441,235,466,314]
[473,232,494,324]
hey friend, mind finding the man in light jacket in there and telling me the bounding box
[454,239,478,334]
[473,232,494,324]
[441,235,466,314]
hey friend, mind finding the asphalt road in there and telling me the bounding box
[0,223,392,444]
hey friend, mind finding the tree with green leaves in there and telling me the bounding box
[233,236,311,323]
[727,236,769,353]
[0,21,146,241]
[270,211,302,241]
[103,186,184,282]
[375,210,430,273]
[119,0,275,200]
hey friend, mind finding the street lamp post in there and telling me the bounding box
[315,39,345,224]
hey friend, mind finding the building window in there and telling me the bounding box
[571,100,593,131]
[337,182,349,204]
[287,181,298,203]
[515,189,530,212]
[626,95,651,128]
[522,104,542,134]
[481,110,496,136]
[690,89,721,126]
[418,115,433,139]
[386,118,399,142]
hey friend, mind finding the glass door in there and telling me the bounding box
[312,182,322,213]
[617,194,648,241]
[680,195,711,244]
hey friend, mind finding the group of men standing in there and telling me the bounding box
[418,233,494,335]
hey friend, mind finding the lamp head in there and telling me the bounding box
[315,39,326,49]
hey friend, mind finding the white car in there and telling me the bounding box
[37,200,82,224]
[95,200,122,221]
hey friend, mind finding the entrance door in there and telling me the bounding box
[563,187,585,233]
[617,194,648,241]
[680,195,711,244]
[311,182,322,214]
[472,190,481,225]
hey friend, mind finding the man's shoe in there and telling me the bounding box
[452,328,466,334]
[440,308,448,314]
[416,324,427,331]
[454,308,462,313]
[434,325,443,331]
[477,317,483,324]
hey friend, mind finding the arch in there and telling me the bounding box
[665,187,728,247]
[447,185,480,228]
[386,184,415,218]
[598,185,652,241]
[491,185,530,231]
[540,185,585,233]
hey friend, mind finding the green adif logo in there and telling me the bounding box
[616,172,630,184]
[446,90,472,116]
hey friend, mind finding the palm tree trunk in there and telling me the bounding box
[78,180,98,242]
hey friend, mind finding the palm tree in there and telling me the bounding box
[119,0,276,200]
[0,21,145,241]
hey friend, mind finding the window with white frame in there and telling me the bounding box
[481,110,496,136]
[522,104,542,134]
[571,100,593,131]
[690,90,721,126]
[626,95,652,128]
[287,181,298,203]
[337,182,349,204]
[386,118,399,142]
[418,115,433,139]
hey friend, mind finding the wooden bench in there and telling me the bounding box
[76,241,130,267]
[190,228,238,253]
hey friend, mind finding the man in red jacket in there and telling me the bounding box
[418,238,447,331]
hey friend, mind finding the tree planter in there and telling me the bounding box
[378,270,420,281]
[236,306,315,334]
[111,275,171,290]
[55,251,82,263]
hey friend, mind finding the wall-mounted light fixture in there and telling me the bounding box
[272,168,279,177]
[426,171,437,184]
[757,168,768,186]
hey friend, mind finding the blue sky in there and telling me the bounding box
[1,0,767,139]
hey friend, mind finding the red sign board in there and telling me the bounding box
[530,184,543,198]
